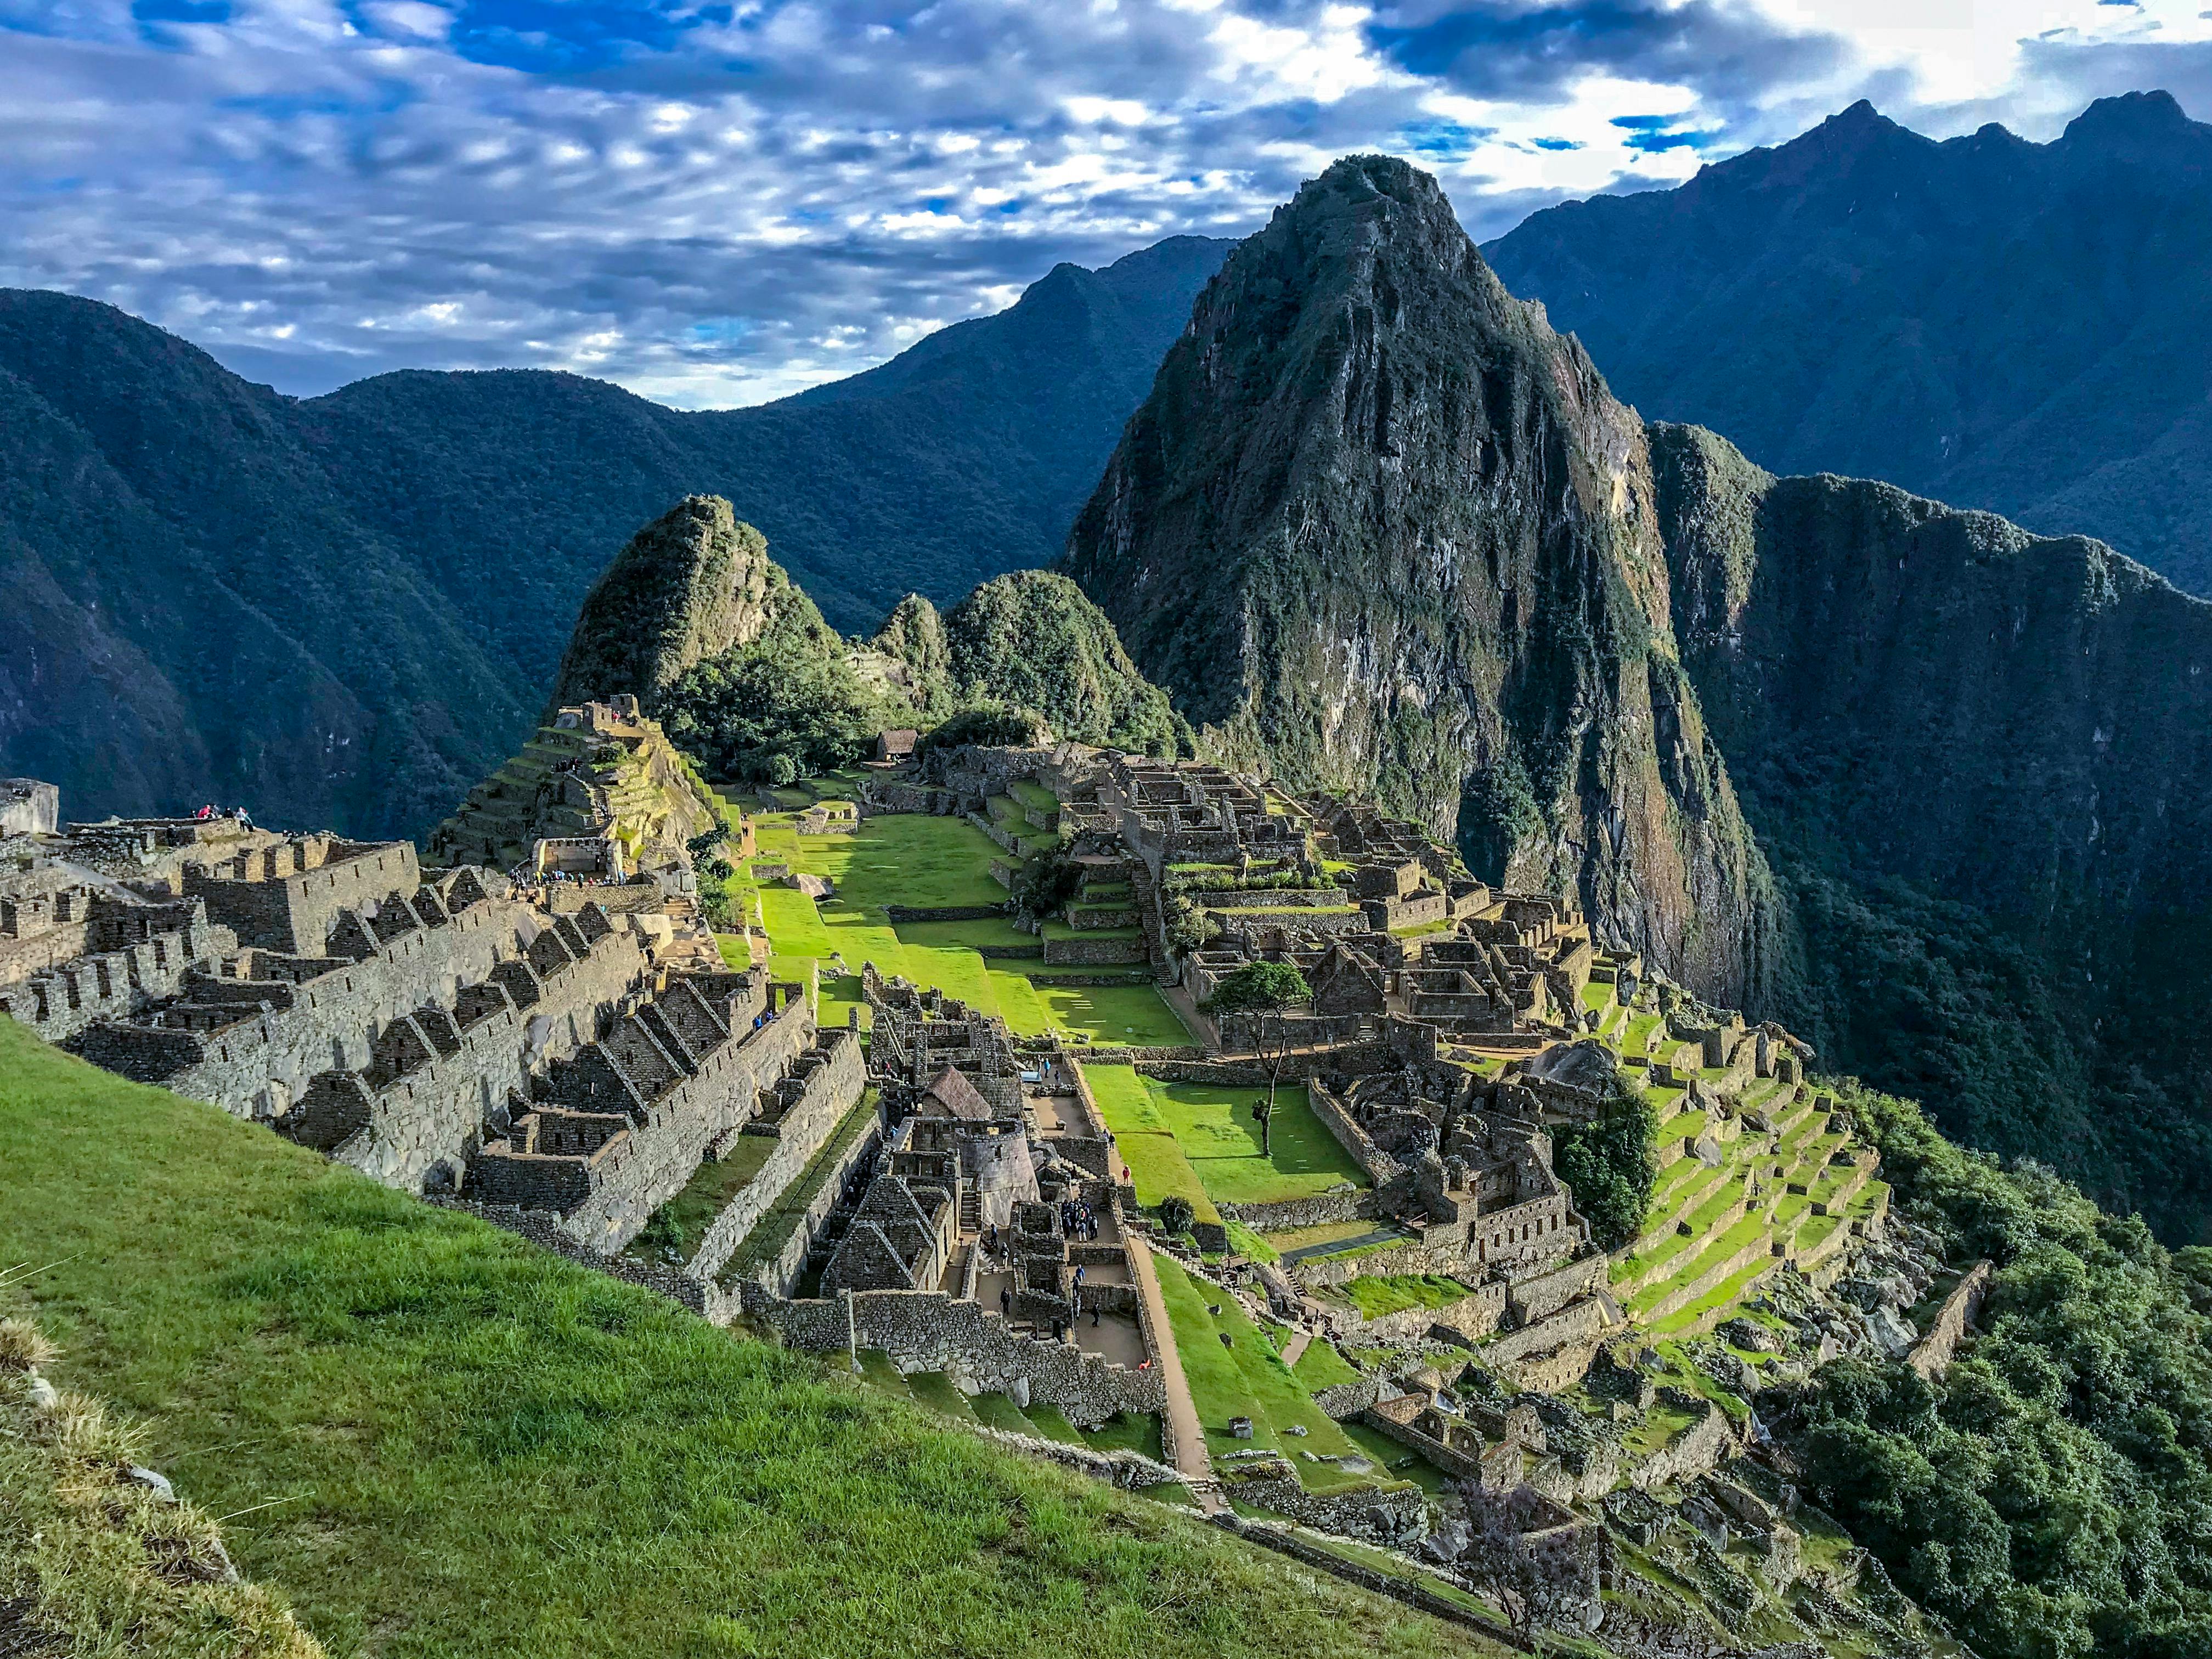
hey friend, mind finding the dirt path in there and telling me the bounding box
[1278,1329,1312,1370]
[1125,1235,1224,1515]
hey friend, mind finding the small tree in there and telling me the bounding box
[1159,1194,1195,1238]
[1204,961,1309,1156]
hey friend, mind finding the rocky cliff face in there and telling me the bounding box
[1652,422,2212,1234]
[544,495,777,715]
[1065,155,1776,1003]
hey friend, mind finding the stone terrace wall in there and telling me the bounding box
[1629,1398,1740,1493]
[724,1107,886,1300]
[555,995,819,1254]
[749,1289,1166,1427]
[7,911,236,1046]
[688,1029,868,1281]
[182,902,637,1124]
[186,839,420,953]
[1216,1189,1375,1232]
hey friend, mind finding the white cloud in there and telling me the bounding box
[1,0,2208,406]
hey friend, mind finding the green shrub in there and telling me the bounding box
[1551,1088,1658,1250]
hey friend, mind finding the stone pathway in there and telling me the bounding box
[1277,1329,1313,1369]
[1125,1235,1224,1515]
[1278,1228,1406,1266]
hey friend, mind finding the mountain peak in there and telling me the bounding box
[2063,88,2194,146]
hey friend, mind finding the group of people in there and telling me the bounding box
[190,804,253,830]
[1059,1198,1101,1242]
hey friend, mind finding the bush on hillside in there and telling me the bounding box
[1774,1080,2212,1659]
[1550,1088,1658,1250]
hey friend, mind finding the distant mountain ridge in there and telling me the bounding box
[1485,90,2212,596]
[0,233,1232,837]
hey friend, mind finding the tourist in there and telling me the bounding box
[1091,1306,1101,1328]
[999,1286,1011,1317]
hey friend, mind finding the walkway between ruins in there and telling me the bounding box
[1125,1234,1224,1514]
[1277,1329,1313,1369]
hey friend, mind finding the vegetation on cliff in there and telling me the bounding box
[1780,1081,2212,1658]
[876,571,1192,757]
[1650,419,2212,1241]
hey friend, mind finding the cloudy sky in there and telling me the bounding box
[5,0,2211,407]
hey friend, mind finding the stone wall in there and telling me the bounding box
[1629,1399,1740,1493]
[1342,1283,1507,1346]
[724,1105,887,1300]
[687,1030,868,1280]
[1356,1402,1487,1481]
[1908,1258,1993,1379]
[1216,1189,1374,1232]
[547,995,820,1253]
[1312,1372,1383,1419]
[186,839,420,953]
[1221,1473,1427,1547]
[1215,1517,1531,1650]
[1306,1079,1406,1185]
[1482,1295,1610,1365]
[748,1289,1165,1427]
[7,910,237,1045]
[1506,1255,1606,1325]
[1041,933,1148,966]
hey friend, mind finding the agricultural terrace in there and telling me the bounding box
[713,781,1193,1048]
[1580,964,1892,1344]
[0,1021,1479,1659]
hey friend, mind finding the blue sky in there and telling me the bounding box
[5,0,2211,405]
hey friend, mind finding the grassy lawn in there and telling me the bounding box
[1263,1220,1383,1255]
[1145,1081,1368,1207]
[893,917,1037,952]
[788,814,1012,911]
[1032,984,1190,1046]
[0,1021,1472,1659]
[1148,1255,1376,1491]
[1291,1339,1362,1393]
[1323,1276,1477,1319]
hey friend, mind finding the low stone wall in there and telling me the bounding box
[1346,1284,1506,1347]
[1297,1239,1474,1290]
[1909,1258,1993,1379]
[1214,1518,1529,1651]
[1306,1079,1405,1186]
[1482,1295,1610,1365]
[1356,1403,1485,1481]
[747,1289,1165,1427]
[884,904,1005,923]
[724,1106,885,1300]
[1223,1474,1427,1547]
[686,1032,869,1281]
[1217,1189,1373,1233]
[1134,1058,1270,1086]
[1076,1045,1207,1065]
[1031,972,1153,988]
[1041,933,1147,966]
[1629,1398,1739,1493]
[1507,1255,1606,1324]
[1312,1372,1382,1419]
[1186,887,1350,910]
[967,1422,1179,1491]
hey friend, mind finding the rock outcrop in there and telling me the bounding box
[544,496,778,716]
[873,570,1190,757]
[1065,154,1778,1005]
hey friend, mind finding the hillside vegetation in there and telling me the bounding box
[0,236,1228,837]
[1486,91,2212,597]
[1779,1081,2212,1657]
[0,1017,1469,1659]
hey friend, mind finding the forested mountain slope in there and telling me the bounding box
[1486,91,2212,596]
[0,235,1229,836]
[1652,421,2212,1239]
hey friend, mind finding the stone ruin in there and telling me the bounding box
[0,783,863,1269]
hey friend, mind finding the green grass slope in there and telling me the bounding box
[0,1017,1469,1659]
